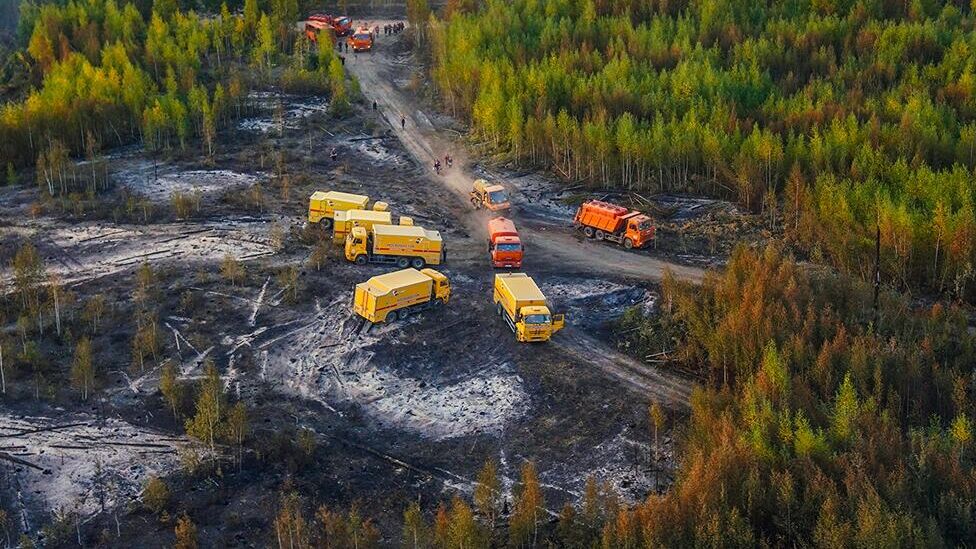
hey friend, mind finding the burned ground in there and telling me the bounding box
[0,24,729,547]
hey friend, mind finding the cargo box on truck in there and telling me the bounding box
[487,217,523,268]
[332,209,393,242]
[353,268,450,323]
[345,224,445,268]
[493,273,564,342]
[573,200,654,249]
[307,191,388,230]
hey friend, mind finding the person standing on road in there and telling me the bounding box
[372,101,377,111]
[401,116,405,130]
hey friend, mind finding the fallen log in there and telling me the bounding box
[0,452,46,472]
[0,422,90,439]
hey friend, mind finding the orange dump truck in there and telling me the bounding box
[487,217,523,268]
[573,200,655,249]
[348,27,374,52]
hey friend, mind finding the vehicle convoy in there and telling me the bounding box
[307,191,387,230]
[573,200,655,249]
[353,268,450,323]
[346,224,445,268]
[348,27,374,52]
[493,273,565,342]
[470,179,511,211]
[487,217,523,268]
[307,13,352,37]
[332,209,394,242]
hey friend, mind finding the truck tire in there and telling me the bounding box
[595,230,605,241]
[471,197,480,209]
[396,257,410,268]
[399,307,410,320]
[583,227,594,238]
[496,302,503,316]
[410,257,425,269]
[321,218,333,230]
[387,310,398,322]
[354,255,368,266]
[624,238,634,249]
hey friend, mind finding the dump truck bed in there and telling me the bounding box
[575,200,631,233]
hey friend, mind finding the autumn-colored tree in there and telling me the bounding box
[510,461,544,547]
[173,513,198,549]
[402,501,431,548]
[142,476,169,515]
[473,458,501,528]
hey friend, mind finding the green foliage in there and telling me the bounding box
[615,246,976,546]
[430,0,976,296]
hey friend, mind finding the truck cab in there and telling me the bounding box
[348,28,374,52]
[471,179,511,211]
[488,217,523,268]
[515,305,565,342]
[493,273,565,342]
[624,214,655,249]
[345,226,369,263]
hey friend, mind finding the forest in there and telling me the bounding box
[610,245,976,546]
[427,0,976,297]
[0,0,347,177]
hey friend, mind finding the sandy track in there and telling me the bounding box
[343,24,696,407]
[344,26,705,285]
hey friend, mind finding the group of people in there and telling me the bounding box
[383,22,404,35]
[433,154,453,174]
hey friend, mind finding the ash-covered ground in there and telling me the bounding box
[0,29,709,547]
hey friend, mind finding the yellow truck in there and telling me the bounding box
[307,190,389,230]
[346,224,445,268]
[353,268,451,323]
[332,209,394,242]
[470,179,511,212]
[493,273,565,342]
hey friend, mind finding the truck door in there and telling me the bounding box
[552,313,565,333]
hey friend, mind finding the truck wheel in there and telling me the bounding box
[411,257,425,269]
[470,198,480,208]
[624,238,634,249]
[496,303,503,316]
[354,255,368,266]
[321,218,333,230]
[583,227,594,238]
[387,310,398,322]
[595,230,605,240]
[397,257,410,268]
[399,307,410,320]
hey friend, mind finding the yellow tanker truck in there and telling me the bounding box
[307,190,389,230]
[353,268,450,323]
[345,224,445,268]
[493,273,565,342]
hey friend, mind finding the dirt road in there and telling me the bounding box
[343,23,705,284]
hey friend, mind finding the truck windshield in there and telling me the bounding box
[354,33,370,40]
[489,190,509,203]
[497,243,521,252]
[524,314,550,325]
[338,17,350,24]
[637,219,652,231]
